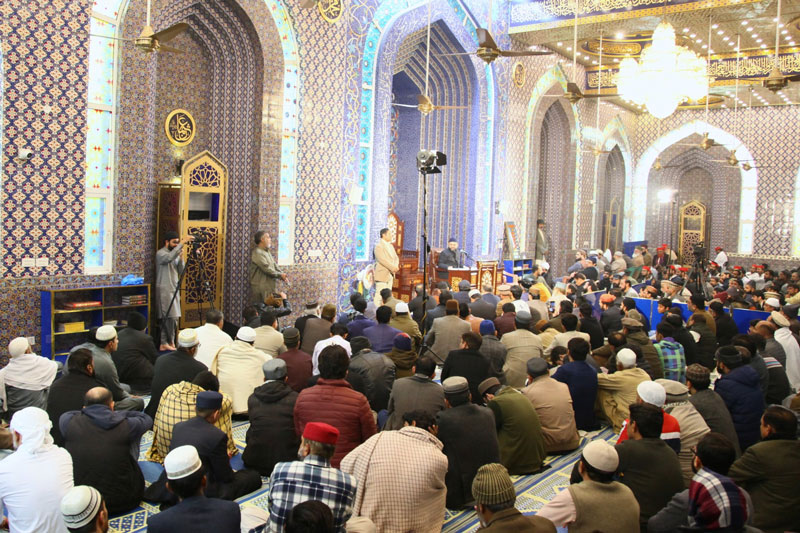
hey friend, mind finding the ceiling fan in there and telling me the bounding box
[763,0,800,92]
[392,1,468,116]
[676,132,720,151]
[89,0,187,54]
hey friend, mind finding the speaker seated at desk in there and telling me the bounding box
[438,239,465,269]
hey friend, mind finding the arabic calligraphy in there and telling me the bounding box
[165,109,196,147]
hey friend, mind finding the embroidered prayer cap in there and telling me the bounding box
[515,310,532,327]
[164,445,203,480]
[395,301,410,314]
[472,463,517,505]
[600,294,616,304]
[262,358,287,380]
[468,289,481,298]
[656,378,689,402]
[616,348,637,368]
[95,325,117,342]
[321,304,337,320]
[478,377,501,397]
[526,357,549,378]
[61,485,103,529]
[236,326,257,343]
[442,376,469,395]
[582,440,619,473]
[282,327,300,343]
[196,391,223,410]
[302,422,339,445]
[637,381,666,407]
[178,328,199,348]
[771,311,790,328]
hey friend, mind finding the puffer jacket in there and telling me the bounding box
[243,380,299,475]
[714,365,765,452]
[348,349,396,412]
[293,378,377,467]
[627,330,664,379]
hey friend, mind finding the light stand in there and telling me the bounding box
[416,149,446,344]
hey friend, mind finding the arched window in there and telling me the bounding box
[84,0,126,273]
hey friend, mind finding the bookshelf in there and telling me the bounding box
[40,284,151,360]
[503,258,535,283]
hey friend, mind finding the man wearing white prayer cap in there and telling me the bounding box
[596,348,651,432]
[0,407,74,533]
[60,485,108,532]
[537,440,640,531]
[210,326,271,414]
[0,337,57,419]
[144,328,207,419]
[615,381,682,453]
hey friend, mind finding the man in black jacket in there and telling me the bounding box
[436,376,499,509]
[243,359,299,476]
[469,290,497,321]
[441,332,490,404]
[61,387,152,514]
[113,311,158,394]
[347,337,396,412]
[146,329,207,419]
[47,348,101,445]
[710,301,739,348]
[578,303,604,350]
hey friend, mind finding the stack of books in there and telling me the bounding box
[121,295,147,305]
[63,301,102,309]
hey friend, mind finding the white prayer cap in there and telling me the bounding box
[61,486,103,529]
[237,326,257,343]
[540,261,550,270]
[9,407,53,454]
[95,325,117,342]
[637,380,666,407]
[616,348,637,368]
[177,329,199,348]
[165,445,203,480]
[7,337,29,357]
[771,311,790,328]
[765,297,781,309]
[582,440,619,473]
[395,301,410,314]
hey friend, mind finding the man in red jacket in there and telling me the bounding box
[293,345,377,467]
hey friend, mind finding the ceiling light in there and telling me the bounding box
[567,46,572,51]
[584,55,590,60]
[760,44,767,48]
[773,17,779,22]
[702,44,708,49]
[791,41,796,46]
[711,24,719,29]
[741,20,748,25]
[557,42,563,46]
[717,30,724,35]
[616,32,624,39]
[782,29,789,34]
[690,33,696,38]
[592,60,598,64]
[614,58,619,62]
[746,27,753,31]
[756,38,763,43]
[751,33,758,38]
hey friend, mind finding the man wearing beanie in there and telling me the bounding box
[269,422,357,532]
[387,332,417,379]
[211,326,271,415]
[478,320,507,383]
[538,441,639,531]
[276,327,312,392]
[147,446,241,533]
[478,377,546,475]
[713,345,765,451]
[501,310,544,388]
[436,377,500,509]
[347,336,396,412]
[0,337,58,420]
[425,299,471,364]
[61,485,108,533]
[113,311,158,394]
[341,410,448,532]
[471,463,555,531]
[242,359,299,476]
[521,358,579,454]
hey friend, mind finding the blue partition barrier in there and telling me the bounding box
[731,308,770,333]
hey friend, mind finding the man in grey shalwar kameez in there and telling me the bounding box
[156,231,193,351]
[250,230,286,305]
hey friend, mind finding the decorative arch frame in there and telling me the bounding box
[355,0,497,261]
[632,120,757,254]
[521,63,581,248]
[590,115,633,247]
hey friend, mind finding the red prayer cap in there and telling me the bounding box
[733,265,743,270]
[710,261,718,267]
[715,247,723,251]
[600,294,616,304]
[303,422,339,445]
[679,267,688,272]
[642,266,651,272]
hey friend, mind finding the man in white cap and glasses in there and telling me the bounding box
[147,445,241,533]
[596,348,651,432]
[65,326,144,413]
[60,485,108,533]
[0,407,74,533]
[0,337,57,420]
[211,326,270,415]
[146,328,207,419]
[538,440,639,531]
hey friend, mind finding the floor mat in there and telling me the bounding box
[111,422,615,532]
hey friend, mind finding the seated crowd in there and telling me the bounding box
[0,256,799,532]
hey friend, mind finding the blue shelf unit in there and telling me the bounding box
[40,284,151,363]
[503,258,535,283]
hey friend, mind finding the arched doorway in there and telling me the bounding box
[596,145,625,251]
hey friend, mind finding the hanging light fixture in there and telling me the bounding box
[616,21,708,118]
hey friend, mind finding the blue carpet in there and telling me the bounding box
[112,422,615,532]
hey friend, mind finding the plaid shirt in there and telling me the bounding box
[145,381,236,462]
[654,338,686,383]
[689,467,748,530]
[267,455,356,533]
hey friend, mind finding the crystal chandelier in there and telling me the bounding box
[616,21,708,119]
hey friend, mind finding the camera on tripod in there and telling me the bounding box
[189,229,212,244]
[692,243,706,261]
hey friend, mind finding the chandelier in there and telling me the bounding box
[616,21,708,119]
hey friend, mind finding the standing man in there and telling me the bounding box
[373,228,399,307]
[535,219,549,263]
[250,231,286,306]
[156,230,193,352]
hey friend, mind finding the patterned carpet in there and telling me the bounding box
[112,422,615,533]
